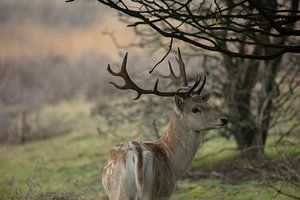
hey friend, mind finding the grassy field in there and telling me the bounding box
[0,100,299,200]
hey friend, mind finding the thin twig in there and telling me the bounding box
[149,37,173,74]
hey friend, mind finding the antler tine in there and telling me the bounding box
[120,52,128,74]
[187,75,202,95]
[194,75,206,95]
[164,61,177,83]
[107,62,126,90]
[107,53,127,89]
[107,52,128,77]
[176,47,188,87]
[154,78,159,91]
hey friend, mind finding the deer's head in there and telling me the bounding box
[107,48,228,131]
[174,93,227,131]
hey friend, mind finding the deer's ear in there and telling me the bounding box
[201,93,210,102]
[174,95,184,112]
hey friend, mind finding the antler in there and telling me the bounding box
[164,48,188,87]
[107,50,206,100]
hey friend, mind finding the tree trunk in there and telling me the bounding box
[220,0,287,159]
[223,53,282,159]
[252,56,282,158]
[223,54,260,151]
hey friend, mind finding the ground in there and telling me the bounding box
[0,100,299,200]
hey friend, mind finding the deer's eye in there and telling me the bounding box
[191,108,200,113]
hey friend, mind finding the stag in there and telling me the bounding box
[102,49,228,200]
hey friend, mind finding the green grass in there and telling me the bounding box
[0,100,108,199]
[0,100,299,199]
[191,136,238,170]
[175,180,280,200]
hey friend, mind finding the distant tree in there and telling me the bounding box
[78,0,300,158]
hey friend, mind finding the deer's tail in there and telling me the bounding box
[133,145,144,200]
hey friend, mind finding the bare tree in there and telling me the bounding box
[91,0,300,59]
[70,0,300,158]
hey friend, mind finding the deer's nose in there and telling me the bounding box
[220,117,228,125]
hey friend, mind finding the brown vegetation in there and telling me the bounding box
[0,54,110,143]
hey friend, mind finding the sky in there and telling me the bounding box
[0,0,136,61]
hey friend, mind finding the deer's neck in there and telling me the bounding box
[159,112,204,180]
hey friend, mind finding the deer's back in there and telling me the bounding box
[102,141,175,200]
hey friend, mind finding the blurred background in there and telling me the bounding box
[0,0,143,142]
[0,0,299,199]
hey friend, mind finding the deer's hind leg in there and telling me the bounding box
[114,152,139,200]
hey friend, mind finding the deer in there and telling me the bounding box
[102,48,228,200]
